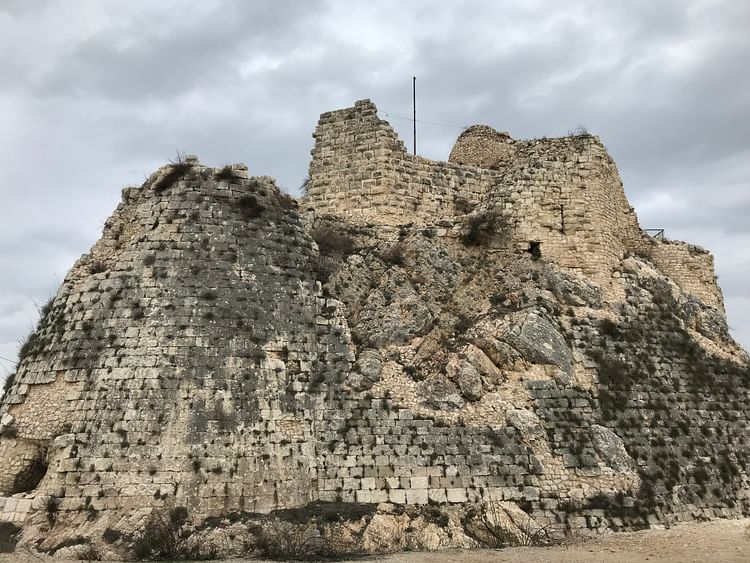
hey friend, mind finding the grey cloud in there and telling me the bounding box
[0,0,53,17]
[33,1,321,102]
[1,0,749,357]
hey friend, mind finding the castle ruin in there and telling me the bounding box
[0,100,747,560]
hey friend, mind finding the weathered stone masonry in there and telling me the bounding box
[305,99,724,311]
[0,160,354,517]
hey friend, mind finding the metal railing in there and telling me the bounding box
[644,228,665,240]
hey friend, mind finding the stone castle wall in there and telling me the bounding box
[305,100,724,310]
[305,100,497,226]
[0,162,643,526]
[649,241,725,312]
[1,158,731,525]
[0,101,742,557]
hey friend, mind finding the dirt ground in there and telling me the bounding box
[380,518,750,563]
[2,518,749,562]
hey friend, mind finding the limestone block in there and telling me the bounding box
[15,499,31,513]
[410,476,429,489]
[428,488,447,504]
[361,477,376,490]
[388,489,406,504]
[405,489,428,505]
[318,491,340,503]
[446,488,468,503]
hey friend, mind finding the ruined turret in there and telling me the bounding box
[0,158,354,557]
[448,124,515,169]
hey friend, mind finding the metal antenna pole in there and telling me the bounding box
[412,76,417,155]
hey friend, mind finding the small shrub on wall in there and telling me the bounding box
[310,226,356,282]
[310,227,354,256]
[461,211,510,247]
[237,195,264,219]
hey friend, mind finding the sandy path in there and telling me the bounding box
[2,518,749,562]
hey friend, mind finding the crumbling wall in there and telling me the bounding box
[648,240,725,312]
[0,376,79,496]
[305,99,498,225]
[306,100,648,276]
[448,124,515,169]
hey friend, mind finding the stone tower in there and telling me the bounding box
[0,158,352,519]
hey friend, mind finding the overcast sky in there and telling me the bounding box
[1,0,749,380]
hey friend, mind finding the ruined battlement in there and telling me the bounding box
[305,100,724,311]
[448,124,514,169]
[306,99,495,225]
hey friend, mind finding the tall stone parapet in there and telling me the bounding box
[305,99,499,225]
[305,100,646,276]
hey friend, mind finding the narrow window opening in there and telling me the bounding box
[528,241,541,260]
[560,204,566,234]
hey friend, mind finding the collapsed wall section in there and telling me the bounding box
[648,241,725,312]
